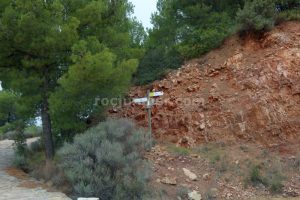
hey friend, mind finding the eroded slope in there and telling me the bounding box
[112,21,300,147]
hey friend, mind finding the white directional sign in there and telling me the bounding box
[133,97,148,103]
[133,91,163,103]
[149,91,164,97]
[132,91,164,138]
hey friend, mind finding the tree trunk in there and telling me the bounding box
[41,68,54,160]
[41,98,54,160]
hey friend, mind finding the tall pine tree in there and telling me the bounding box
[0,0,140,160]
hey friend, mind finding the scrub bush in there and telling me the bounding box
[58,119,152,199]
[236,0,276,33]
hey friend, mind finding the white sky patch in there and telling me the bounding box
[35,116,42,127]
[129,0,158,29]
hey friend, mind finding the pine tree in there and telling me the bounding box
[0,91,18,127]
[0,0,140,159]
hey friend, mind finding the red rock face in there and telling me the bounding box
[111,22,300,147]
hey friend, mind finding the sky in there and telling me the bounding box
[129,0,158,29]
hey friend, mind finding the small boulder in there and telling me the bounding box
[187,86,196,92]
[210,188,218,198]
[160,177,177,185]
[203,173,210,181]
[188,190,202,200]
[199,123,206,130]
[183,168,197,181]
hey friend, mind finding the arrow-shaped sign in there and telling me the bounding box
[133,91,164,103]
[149,91,164,97]
[133,97,147,103]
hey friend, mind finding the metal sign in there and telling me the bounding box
[133,92,163,103]
[149,91,164,97]
[133,97,147,103]
[132,91,164,139]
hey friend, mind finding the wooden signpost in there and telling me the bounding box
[133,90,164,139]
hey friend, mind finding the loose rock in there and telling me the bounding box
[203,173,210,181]
[210,188,218,198]
[160,177,177,185]
[183,168,197,181]
[188,190,202,200]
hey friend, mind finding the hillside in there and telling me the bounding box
[112,21,300,147]
[1,1,299,199]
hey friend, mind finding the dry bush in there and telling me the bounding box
[58,119,153,199]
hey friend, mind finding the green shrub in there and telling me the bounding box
[134,48,182,85]
[26,152,45,172]
[58,119,153,199]
[203,188,218,200]
[177,12,234,59]
[3,130,16,140]
[24,126,42,138]
[1,124,41,140]
[249,165,265,185]
[29,139,44,152]
[236,0,276,33]
[294,153,300,171]
[246,162,285,193]
[264,162,285,193]
[269,179,284,193]
[12,122,29,171]
[0,122,15,136]
[13,153,27,169]
[277,9,300,22]
[215,156,229,175]
[176,186,189,199]
[239,145,250,153]
[167,145,191,156]
[13,131,27,156]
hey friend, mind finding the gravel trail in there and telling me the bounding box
[0,139,71,200]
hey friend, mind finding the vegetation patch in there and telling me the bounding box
[236,0,276,34]
[167,145,192,156]
[277,9,300,22]
[176,186,189,199]
[245,160,285,194]
[58,119,153,199]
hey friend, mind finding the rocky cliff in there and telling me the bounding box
[111,21,300,147]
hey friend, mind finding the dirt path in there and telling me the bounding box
[0,139,70,200]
